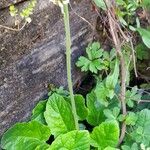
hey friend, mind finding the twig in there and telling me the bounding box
[104,0,127,146]
[69,3,94,30]
[138,99,150,103]
[0,22,27,32]
[129,37,138,78]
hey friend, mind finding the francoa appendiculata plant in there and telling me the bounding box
[1,0,150,150]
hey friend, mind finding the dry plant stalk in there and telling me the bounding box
[104,0,127,145]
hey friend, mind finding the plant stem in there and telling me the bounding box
[63,4,79,130]
[104,0,127,145]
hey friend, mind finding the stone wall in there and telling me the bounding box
[0,0,96,136]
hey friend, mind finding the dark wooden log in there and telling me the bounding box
[0,0,96,136]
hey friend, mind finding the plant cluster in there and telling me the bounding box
[1,0,150,150]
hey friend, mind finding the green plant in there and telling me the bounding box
[1,0,150,149]
[76,42,110,73]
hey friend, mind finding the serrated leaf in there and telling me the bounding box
[31,100,47,124]
[1,121,50,150]
[48,130,90,150]
[86,91,105,126]
[125,112,138,126]
[86,42,102,60]
[76,56,91,72]
[137,28,150,48]
[44,93,75,137]
[90,121,120,149]
[131,109,150,146]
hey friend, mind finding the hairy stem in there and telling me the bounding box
[63,4,79,130]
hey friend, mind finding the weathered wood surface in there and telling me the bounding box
[0,0,96,136]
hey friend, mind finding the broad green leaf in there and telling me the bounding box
[90,121,120,149]
[44,93,75,137]
[94,82,109,106]
[1,121,50,150]
[74,94,88,121]
[31,100,47,124]
[86,91,105,126]
[137,28,150,48]
[106,59,119,90]
[66,94,88,121]
[131,109,150,146]
[93,0,106,10]
[48,130,90,150]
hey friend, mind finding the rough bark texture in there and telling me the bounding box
[0,0,96,136]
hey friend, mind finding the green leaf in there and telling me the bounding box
[106,59,119,90]
[1,121,50,150]
[125,112,138,126]
[95,82,109,106]
[131,109,150,146]
[137,28,150,48]
[90,121,120,149]
[49,130,90,150]
[93,0,106,10]
[104,109,116,120]
[86,91,105,126]
[135,43,149,60]
[76,42,107,73]
[86,42,102,60]
[74,94,88,121]
[104,147,119,150]
[44,93,75,137]
[122,143,139,150]
[76,56,91,72]
[31,100,47,124]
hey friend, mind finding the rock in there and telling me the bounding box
[0,0,96,136]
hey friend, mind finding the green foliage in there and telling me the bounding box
[125,112,138,126]
[2,0,150,147]
[74,94,88,121]
[94,59,119,106]
[1,121,50,150]
[86,91,106,126]
[44,93,75,137]
[9,5,18,17]
[20,0,37,23]
[49,130,90,150]
[137,28,150,48]
[9,0,37,23]
[130,109,150,146]
[31,100,47,124]
[93,0,106,10]
[76,42,109,73]
[104,107,120,121]
[125,86,142,108]
[135,44,149,60]
[90,121,120,149]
